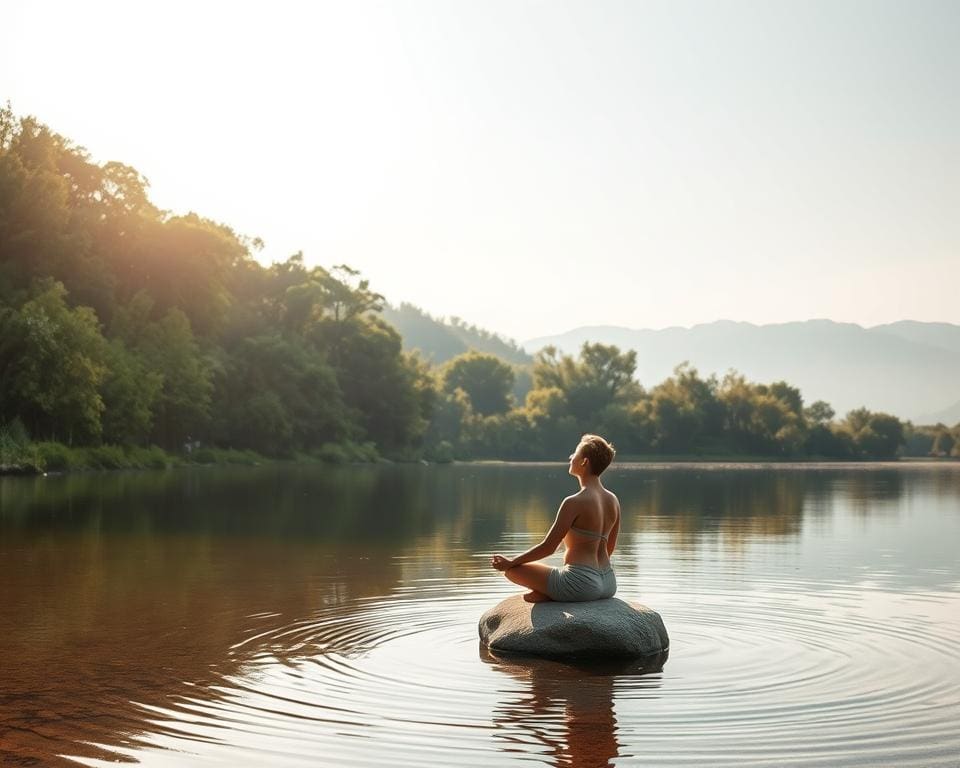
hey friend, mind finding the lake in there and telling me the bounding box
[1,461,958,767]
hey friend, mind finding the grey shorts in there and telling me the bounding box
[546,564,617,602]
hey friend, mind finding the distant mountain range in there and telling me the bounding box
[521,320,960,425]
[382,303,533,366]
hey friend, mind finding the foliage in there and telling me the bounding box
[101,338,163,444]
[839,408,905,459]
[442,351,515,416]
[211,333,347,455]
[0,109,430,460]
[420,344,911,461]
[0,419,33,467]
[34,440,76,471]
[0,279,107,443]
[0,107,918,467]
[313,440,383,464]
[531,343,641,431]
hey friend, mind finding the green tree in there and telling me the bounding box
[804,423,855,458]
[841,408,905,459]
[442,351,515,416]
[423,387,472,454]
[140,308,213,448]
[718,371,806,455]
[100,339,163,444]
[285,265,432,454]
[522,386,578,456]
[531,343,640,428]
[648,362,722,453]
[123,214,247,337]
[332,323,431,452]
[211,334,348,454]
[0,279,106,443]
[804,400,835,424]
[931,429,953,456]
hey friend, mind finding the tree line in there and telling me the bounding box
[0,106,432,469]
[424,346,939,461]
[0,107,948,470]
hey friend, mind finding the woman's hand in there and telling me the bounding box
[490,554,514,571]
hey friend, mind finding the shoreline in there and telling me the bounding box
[3,453,958,478]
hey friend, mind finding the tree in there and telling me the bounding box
[648,362,722,453]
[123,214,247,337]
[211,333,349,454]
[530,343,640,428]
[442,351,515,416]
[929,426,955,457]
[100,339,163,444]
[717,371,806,455]
[140,309,213,448]
[0,108,449,458]
[279,265,432,454]
[804,423,855,458]
[522,385,577,455]
[766,381,803,416]
[423,387,472,453]
[0,279,106,443]
[805,400,835,424]
[841,408,905,459]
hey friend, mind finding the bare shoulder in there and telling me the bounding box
[603,487,621,513]
[559,492,588,515]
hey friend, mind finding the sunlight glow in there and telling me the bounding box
[4,0,957,340]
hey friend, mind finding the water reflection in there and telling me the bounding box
[0,462,958,766]
[481,647,667,768]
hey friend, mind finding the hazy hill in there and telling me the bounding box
[523,319,960,423]
[869,321,960,355]
[916,398,960,426]
[382,303,533,366]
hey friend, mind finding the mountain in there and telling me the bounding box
[916,399,960,426]
[523,319,960,424]
[868,321,960,355]
[382,303,533,366]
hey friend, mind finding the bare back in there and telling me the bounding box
[562,486,620,568]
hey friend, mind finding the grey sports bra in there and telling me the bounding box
[569,525,610,541]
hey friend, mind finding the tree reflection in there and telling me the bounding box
[617,469,808,548]
[481,646,667,767]
[1,461,955,765]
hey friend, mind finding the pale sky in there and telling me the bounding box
[3,0,958,342]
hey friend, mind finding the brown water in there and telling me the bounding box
[1,462,958,766]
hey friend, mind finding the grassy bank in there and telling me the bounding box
[3,434,948,477]
[0,442,264,475]
[0,433,381,475]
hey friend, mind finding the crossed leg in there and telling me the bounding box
[504,563,555,603]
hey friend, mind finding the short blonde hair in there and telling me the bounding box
[579,434,615,475]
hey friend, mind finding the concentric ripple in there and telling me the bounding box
[65,562,960,768]
[5,462,954,767]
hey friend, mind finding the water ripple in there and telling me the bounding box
[65,569,960,768]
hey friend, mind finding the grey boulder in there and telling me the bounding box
[479,594,669,659]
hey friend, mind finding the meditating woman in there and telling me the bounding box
[491,434,620,602]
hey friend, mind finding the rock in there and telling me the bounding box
[478,594,669,659]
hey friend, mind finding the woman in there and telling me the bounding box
[491,434,620,603]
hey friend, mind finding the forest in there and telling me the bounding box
[0,106,955,472]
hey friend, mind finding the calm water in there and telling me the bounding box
[1,462,959,767]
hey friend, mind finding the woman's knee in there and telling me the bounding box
[505,565,540,589]
[506,564,553,595]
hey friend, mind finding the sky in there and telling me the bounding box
[3,0,958,342]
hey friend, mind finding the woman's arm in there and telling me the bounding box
[606,499,621,557]
[492,498,576,569]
